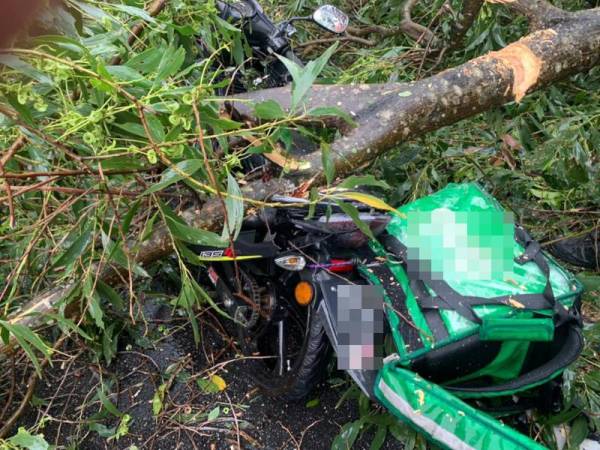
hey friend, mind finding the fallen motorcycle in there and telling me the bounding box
[194,2,585,449]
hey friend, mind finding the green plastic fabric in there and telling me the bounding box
[375,183,582,355]
[479,317,554,342]
[375,362,548,450]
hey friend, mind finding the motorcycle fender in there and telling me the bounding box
[316,271,378,399]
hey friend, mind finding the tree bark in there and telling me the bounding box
[2,2,599,354]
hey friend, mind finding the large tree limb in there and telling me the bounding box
[234,7,600,182]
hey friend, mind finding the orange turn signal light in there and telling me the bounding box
[294,281,314,306]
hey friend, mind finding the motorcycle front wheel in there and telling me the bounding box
[217,269,331,401]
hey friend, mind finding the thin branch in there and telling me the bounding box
[489,0,569,29]
[297,33,375,48]
[446,0,484,50]
[0,136,26,228]
[110,0,168,65]
[344,0,436,45]
[401,0,437,44]
[1,166,158,180]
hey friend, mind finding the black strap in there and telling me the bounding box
[417,293,552,311]
[380,230,573,325]
[410,280,449,341]
[514,226,575,325]
[369,264,424,353]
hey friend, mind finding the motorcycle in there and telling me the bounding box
[201,1,349,93]
[197,195,390,399]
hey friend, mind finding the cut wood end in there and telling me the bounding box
[490,42,542,102]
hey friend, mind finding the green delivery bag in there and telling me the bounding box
[375,360,546,450]
[363,183,584,449]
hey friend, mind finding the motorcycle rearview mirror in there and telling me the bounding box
[312,5,349,34]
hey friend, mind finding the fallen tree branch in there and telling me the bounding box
[344,0,437,45]
[488,0,569,30]
[234,6,600,182]
[0,179,293,355]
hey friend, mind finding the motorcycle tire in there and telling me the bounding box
[250,306,331,401]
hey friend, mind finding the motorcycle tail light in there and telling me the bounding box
[275,255,306,271]
[328,259,354,273]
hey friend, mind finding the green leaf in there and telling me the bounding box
[8,427,49,450]
[221,174,244,241]
[370,425,387,450]
[154,47,186,85]
[276,43,338,109]
[568,415,588,449]
[322,143,335,186]
[338,175,390,190]
[207,406,220,421]
[41,313,92,341]
[308,106,355,125]
[106,65,150,87]
[52,222,93,269]
[158,200,227,247]
[196,375,226,393]
[577,273,600,292]
[113,121,148,138]
[111,4,157,23]
[113,414,132,440]
[5,92,34,125]
[96,281,125,312]
[126,47,164,74]
[334,200,376,241]
[101,232,149,278]
[0,320,52,377]
[144,159,204,194]
[73,1,115,24]
[152,383,167,416]
[254,100,286,120]
[88,289,105,330]
[146,114,165,142]
[89,422,116,438]
[305,398,320,408]
[97,385,123,417]
[0,56,53,84]
[331,419,363,450]
[122,199,141,234]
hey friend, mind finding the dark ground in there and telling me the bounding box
[10,296,401,449]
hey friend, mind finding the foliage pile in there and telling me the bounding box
[0,0,598,448]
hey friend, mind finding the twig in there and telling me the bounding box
[296,33,375,48]
[401,0,436,44]
[1,166,159,179]
[0,135,26,227]
[110,0,169,65]
[0,335,66,439]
